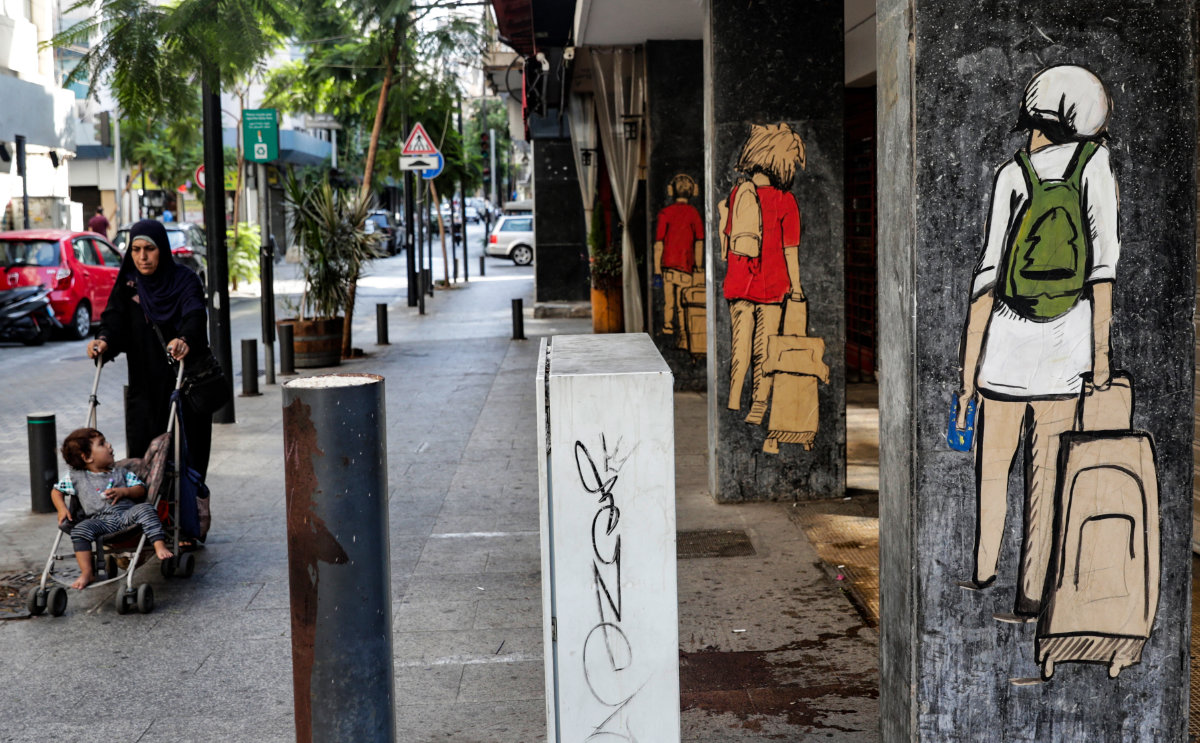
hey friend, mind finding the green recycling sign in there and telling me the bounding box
[243,108,279,163]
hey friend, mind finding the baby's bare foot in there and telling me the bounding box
[154,543,174,561]
[71,572,93,590]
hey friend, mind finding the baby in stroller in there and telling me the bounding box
[50,427,173,589]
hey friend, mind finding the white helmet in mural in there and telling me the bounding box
[1020,65,1111,139]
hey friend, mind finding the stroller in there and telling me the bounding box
[26,358,200,617]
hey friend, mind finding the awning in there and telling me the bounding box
[491,0,534,57]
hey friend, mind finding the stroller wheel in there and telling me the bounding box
[136,584,155,614]
[48,586,67,617]
[160,557,177,579]
[25,587,46,616]
[179,552,195,578]
[115,589,132,615]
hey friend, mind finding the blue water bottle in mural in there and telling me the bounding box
[946,396,976,452]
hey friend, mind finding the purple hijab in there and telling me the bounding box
[121,220,206,325]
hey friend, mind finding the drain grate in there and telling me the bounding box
[677,529,756,560]
[0,572,40,620]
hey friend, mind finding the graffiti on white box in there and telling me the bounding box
[574,436,645,740]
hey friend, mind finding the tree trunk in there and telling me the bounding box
[430,181,450,285]
[360,19,402,200]
[344,17,403,358]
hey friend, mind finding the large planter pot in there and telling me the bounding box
[591,286,624,334]
[279,317,343,368]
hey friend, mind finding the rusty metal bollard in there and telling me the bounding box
[282,374,395,742]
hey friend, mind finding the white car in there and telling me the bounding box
[486,215,535,266]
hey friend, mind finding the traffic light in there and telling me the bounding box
[479,131,489,157]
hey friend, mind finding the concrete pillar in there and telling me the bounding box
[877,3,1195,740]
[536,334,680,742]
[533,138,590,303]
[646,39,707,391]
[704,0,846,501]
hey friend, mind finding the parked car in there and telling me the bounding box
[365,210,398,255]
[113,222,208,290]
[486,215,535,266]
[0,229,124,339]
[436,203,463,240]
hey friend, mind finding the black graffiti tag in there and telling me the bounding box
[574,437,643,741]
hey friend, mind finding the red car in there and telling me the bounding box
[0,229,123,340]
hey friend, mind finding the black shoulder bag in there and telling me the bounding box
[151,323,231,415]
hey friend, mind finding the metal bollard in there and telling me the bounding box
[283,375,395,742]
[376,304,389,345]
[240,338,261,397]
[422,268,433,297]
[264,343,276,386]
[27,413,56,513]
[479,254,486,277]
[511,298,525,340]
[279,323,295,375]
[453,257,459,282]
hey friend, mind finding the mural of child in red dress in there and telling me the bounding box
[653,174,706,355]
[720,123,829,454]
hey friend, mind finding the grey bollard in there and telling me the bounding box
[240,338,261,397]
[279,323,295,375]
[27,413,56,513]
[453,257,459,282]
[376,304,389,345]
[283,375,395,742]
[479,254,486,277]
[422,268,432,297]
[511,298,525,340]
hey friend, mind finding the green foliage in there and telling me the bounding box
[589,204,621,290]
[49,0,295,120]
[282,174,380,320]
[225,222,262,287]
[119,97,204,199]
[263,0,486,195]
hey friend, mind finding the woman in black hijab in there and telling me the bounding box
[86,220,214,479]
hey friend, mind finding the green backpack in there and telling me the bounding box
[998,141,1098,321]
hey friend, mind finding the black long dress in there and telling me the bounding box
[97,276,214,478]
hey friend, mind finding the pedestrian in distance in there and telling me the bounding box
[86,220,215,486]
[51,427,173,589]
[86,206,109,238]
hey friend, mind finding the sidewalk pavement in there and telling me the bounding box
[0,259,878,742]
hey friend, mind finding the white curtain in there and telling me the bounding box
[567,93,598,249]
[591,47,646,333]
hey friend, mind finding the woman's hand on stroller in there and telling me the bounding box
[166,337,189,360]
[86,339,107,359]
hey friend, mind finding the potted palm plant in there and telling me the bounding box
[280,175,379,367]
[589,203,624,333]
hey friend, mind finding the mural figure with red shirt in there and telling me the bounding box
[652,174,706,355]
[720,123,829,454]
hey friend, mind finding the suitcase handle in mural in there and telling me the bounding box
[947,396,976,452]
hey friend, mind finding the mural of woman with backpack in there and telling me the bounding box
[721,123,829,454]
[954,65,1125,622]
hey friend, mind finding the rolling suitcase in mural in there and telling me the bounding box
[1037,373,1160,681]
[762,296,830,454]
[678,284,707,356]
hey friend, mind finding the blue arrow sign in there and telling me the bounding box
[420,153,444,180]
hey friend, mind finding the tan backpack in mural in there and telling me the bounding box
[719,180,763,259]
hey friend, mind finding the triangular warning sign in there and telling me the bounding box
[402,123,438,155]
